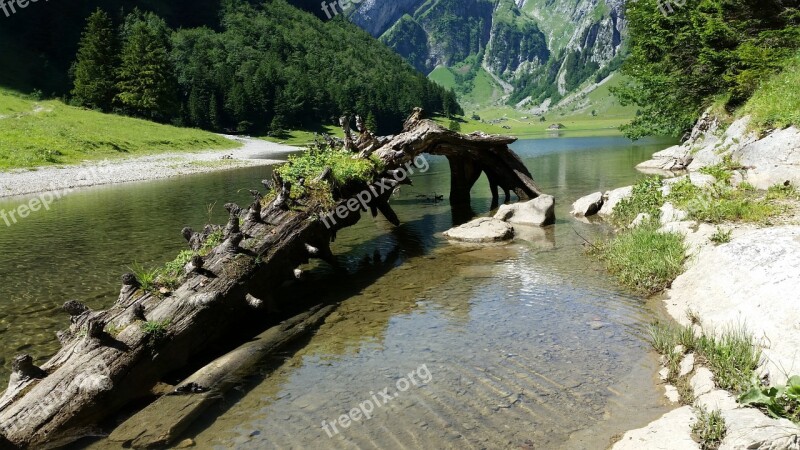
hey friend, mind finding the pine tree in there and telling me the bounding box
[70,9,117,111]
[115,11,178,121]
[365,112,378,133]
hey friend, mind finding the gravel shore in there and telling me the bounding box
[0,136,299,199]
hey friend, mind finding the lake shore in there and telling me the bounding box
[572,113,800,449]
[0,135,298,200]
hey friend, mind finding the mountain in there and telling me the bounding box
[348,0,627,112]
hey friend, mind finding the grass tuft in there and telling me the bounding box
[691,408,726,450]
[592,226,686,295]
[710,228,732,244]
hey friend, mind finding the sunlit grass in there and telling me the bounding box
[0,88,239,170]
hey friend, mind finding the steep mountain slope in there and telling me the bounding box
[350,0,626,111]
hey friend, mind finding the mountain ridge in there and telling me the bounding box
[349,0,627,112]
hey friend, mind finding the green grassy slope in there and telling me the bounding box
[0,89,239,170]
[742,52,800,129]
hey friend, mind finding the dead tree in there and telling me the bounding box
[0,108,544,449]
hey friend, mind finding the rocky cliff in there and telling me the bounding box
[349,0,626,109]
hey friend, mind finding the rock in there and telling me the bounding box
[175,438,196,448]
[443,218,514,243]
[630,213,652,228]
[688,172,716,188]
[665,226,800,385]
[690,368,715,398]
[734,125,800,189]
[494,195,555,226]
[611,406,699,450]
[571,192,604,217]
[658,367,670,382]
[686,116,753,172]
[673,345,686,355]
[660,202,688,225]
[664,385,680,403]
[719,407,800,450]
[510,224,556,248]
[598,186,633,216]
[695,389,738,412]
[679,353,695,377]
[636,145,693,173]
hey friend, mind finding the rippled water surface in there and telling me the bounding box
[0,136,675,449]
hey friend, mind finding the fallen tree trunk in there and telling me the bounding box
[0,108,545,449]
[107,304,335,449]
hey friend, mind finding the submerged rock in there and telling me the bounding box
[494,195,555,226]
[571,191,604,217]
[442,218,514,243]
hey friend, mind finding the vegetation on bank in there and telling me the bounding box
[742,52,800,130]
[649,320,800,425]
[592,226,686,295]
[592,165,796,294]
[616,0,800,138]
[0,89,238,170]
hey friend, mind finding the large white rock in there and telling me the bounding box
[598,186,633,216]
[719,407,800,450]
[442,218,514,243]
[734,125,800,189]
[612,406,699,450]
[571,191,604,217]
[494,195,555,226]
[665,226,800,385]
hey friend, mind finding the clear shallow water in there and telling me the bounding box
[0,136,675,449]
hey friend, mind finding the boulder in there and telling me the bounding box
[734,125,800,189]
[571,192,604,217]
[665,226,800,385]
[442,218,514,243]
[598,186,633,216]
[494,195,555,226]
[719,408,800,450]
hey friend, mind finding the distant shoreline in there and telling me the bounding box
[0,136,298,200]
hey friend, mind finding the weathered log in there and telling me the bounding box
[107,304,334,449]
[0,108,546,449]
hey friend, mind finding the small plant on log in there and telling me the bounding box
[129,262,160,293]
[199,231,223,255]
[141,320,170,340]
[276,145,379,207]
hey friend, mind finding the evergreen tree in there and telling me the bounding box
[70,9,117,111]
[115,11,178,121]
[365,112,378,132]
